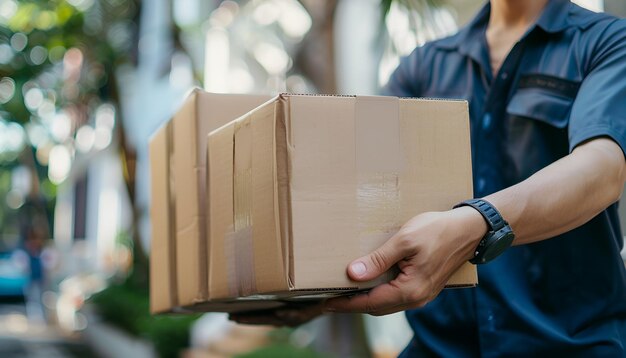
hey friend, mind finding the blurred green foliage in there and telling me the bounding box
[89,273,201,358]
[0,0,138,248]
[0,0,138,124]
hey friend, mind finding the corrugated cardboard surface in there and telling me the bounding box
[288,95,366,290]
[149,123,174,314]
[396,99,475,286]
[208,102,289,300]
[149,89,271,312]
[288,95,475,290]
[239,103,287,294]
[207,121,235,300]
[207,94,476,302]
[172,91,200,306]
[172,90,271,306]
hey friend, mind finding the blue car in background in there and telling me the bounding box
[0,251,28,300]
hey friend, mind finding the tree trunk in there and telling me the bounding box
[295,0,339,93]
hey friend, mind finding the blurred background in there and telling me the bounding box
[0,0,624,357]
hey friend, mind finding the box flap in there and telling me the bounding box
[207,122,235,300]
[209,97,289,298]
[235,100,289,294]
[173,90,272,304]
[172,91,200,305]
[149,123,177,313]
[274,96,292,289]
[197,92,271,300]
[173,90,200,229]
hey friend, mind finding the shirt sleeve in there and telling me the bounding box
[568,19,626,155]
[381,47,423,97]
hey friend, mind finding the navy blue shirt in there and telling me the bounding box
[386,1,626,356]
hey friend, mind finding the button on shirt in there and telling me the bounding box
[385,1,626,357]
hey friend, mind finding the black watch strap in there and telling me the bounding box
[454,199,506,232]
[454,198,514,264]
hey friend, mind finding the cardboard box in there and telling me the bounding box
[149,89,271,313]
[149,122,176,314]
[206,94,476,301]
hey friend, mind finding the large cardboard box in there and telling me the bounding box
[207,94,477,301]
[149,89,271,313]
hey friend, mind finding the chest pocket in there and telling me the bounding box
[506,73,580,128]
[506,87,573,129]
[504,77,579,181]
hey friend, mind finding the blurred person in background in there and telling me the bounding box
[18,198,51,324]
[232,0,626,356]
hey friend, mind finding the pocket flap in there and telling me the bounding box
[506,88,573,128]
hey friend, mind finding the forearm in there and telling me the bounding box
[484,138,626,245]
[325,139,626,315]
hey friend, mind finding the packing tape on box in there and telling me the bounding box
[275,97,292,289]
[355,96,404,251]
[234,227,256,296]
[230,119,257,297]
[224,227,256,298]
[224,229,237,298]
[166,122,179,306]
[356,172,401,234]
[197,178,208,300]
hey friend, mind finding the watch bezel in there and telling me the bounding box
[454,199,515,265]
[470,226,515,264]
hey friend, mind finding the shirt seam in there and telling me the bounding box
[569,123,626,153]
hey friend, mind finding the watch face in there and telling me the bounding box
[482,230,515,262]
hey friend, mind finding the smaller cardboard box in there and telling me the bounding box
[206,94,477,302]
[149,89,271,313]
[149,122,176,314]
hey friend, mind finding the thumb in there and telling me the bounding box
[348,238,408,282]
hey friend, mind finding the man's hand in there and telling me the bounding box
[325,138,626,316]
[228,207,485,325]
[325,207,487,316]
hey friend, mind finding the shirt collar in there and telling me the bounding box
[535,0,571,33]
[435,0,572,51]
[434,3,489,51]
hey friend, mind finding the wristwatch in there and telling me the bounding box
[453,199,515,264]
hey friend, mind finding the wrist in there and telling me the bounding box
[451,206,489,261]
[454,199,516,264]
